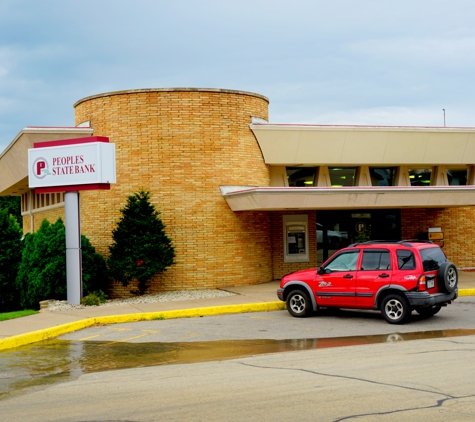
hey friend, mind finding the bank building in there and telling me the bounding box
[1,88,475,297]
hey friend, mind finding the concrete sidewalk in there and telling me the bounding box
[1,274,475,351]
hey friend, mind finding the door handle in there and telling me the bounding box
[379,273,390,278]
[343,274,353,279]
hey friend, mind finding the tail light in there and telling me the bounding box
[418,275,427,291]
[418,274,436,291]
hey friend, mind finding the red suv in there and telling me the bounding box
[277,240,458,324]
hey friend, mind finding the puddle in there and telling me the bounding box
[2,328,475,400]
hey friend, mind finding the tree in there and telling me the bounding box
[15,218,107,309]
[0,209,23,311]
[108,190,175,294]
[0,196,22,227]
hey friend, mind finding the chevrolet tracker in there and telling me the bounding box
[277,240,458,324]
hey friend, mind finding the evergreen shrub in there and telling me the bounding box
[0,209,24,311]
[15,218,107,309]
[108,190,175,295]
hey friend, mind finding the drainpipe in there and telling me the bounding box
[28,191,34,233]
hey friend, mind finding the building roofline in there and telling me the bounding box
[0,126,94,160]
[250,122,475,132]
[74,87,269,108]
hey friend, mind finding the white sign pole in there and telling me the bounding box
[65,191,82,305]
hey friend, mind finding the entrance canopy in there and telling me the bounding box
[221,186,475,211]
[222,123,475,211]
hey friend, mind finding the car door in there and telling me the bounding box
[355,249,392,308]
[316,250,360,307]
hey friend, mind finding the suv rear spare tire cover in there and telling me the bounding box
[437,262,458,293]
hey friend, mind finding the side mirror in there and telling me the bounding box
[317,267,325,275]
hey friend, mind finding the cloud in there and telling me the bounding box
[347,35,475,69]
[2,0,475,151]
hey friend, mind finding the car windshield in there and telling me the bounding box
[420,247,447,271]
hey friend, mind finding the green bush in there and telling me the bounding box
[81,235,108,294]
[0,196,22,228]
[16,219,66,309]
[81,290,108,306]
[15,218,107,310]
[0,209,24,311]
[108,190,175,295]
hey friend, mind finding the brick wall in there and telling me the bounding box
[74,88,272,296]
[22,208,65,232]
[402,207,475,268]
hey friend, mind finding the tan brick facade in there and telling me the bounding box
[22,208,65,233]
[402,207,475,269]
[73,89,273,296]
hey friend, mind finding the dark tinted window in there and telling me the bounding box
[286,167,316,187]
[447,169,468,186]
[361,250,391,270]
[420,247,447,271]
[397,250,416,270]
[328,167,357,187]
[409,168,432,186]
[369,167,396,186]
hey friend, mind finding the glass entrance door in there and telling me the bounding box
[317,209,401,265]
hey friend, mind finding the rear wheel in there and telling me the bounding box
[416,305,441,317]
[286,290,312,318]
[381,294,410,324]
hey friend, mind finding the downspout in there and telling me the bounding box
[28,190,34,233]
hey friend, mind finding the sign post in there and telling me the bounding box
[28,136,116,305]
[65,191,82,304]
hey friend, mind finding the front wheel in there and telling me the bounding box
[286,290,312,318]
[381,294,410,324]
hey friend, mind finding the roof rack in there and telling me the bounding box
[349,239,434,247]
[399,239,434,244]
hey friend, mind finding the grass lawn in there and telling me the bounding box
[0,310,38,322]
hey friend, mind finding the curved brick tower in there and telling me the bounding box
[74,88,272,296]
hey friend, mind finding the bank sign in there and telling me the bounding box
[28,137,116,189]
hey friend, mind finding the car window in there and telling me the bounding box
[397,250,416,270]
[420,247,447,271]
[325,251,359,271]
[361,250,391,270]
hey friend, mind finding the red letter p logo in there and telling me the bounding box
[36,161,46,176]
[32,158,48,179]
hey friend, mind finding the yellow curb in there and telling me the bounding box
[0,301,286,351]
[459,289,475,297]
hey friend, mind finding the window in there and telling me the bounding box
[420,248,448,271]
[361,250,391,270]
[21,192,65,214]
[283,215,309,262]
[325,251,359,271]
[408,168,432,186]
[447,168,468,186]
[328,167,357,187]
[397,250,416,270]
[369,167,396,186]
[286,167,316,187]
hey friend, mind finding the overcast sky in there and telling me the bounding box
[1,0,475,152]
